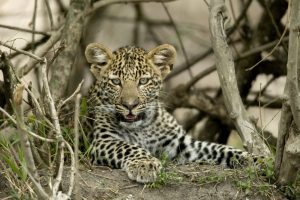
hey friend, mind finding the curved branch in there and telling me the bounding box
[209,0,270,155]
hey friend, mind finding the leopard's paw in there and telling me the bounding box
[125,157,162,183]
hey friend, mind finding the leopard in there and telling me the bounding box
[84,43,252,183]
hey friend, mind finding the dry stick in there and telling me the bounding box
[9,35,50,59]
[167,0,253,81]
[209,0,270,155]
[0,41,43,62]
[3,54,53,128]
[13,84,49,199]
[166,48,213,80]
[0,107,16,124]
[44,0,54,30]
[86,0,177,17]
[18,27,63,77]
[247,76,277,109]
[65,140,76,197]
[227,0,253,36]
[238,36,288,59]
[40,59,65,196]
[73,94,81,199]
[162,2,192,78]
[0,24,49,36]
[184,64,216,90]
[246,9,289,71]
[276,0,300,185]
[31,0,38,52]
[261,0,288,53]
[57,80,84,113]
[182,37,288,90]
[133,4,142,45]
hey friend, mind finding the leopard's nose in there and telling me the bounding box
[121,98,140,110]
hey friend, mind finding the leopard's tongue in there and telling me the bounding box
[125,114,137,120]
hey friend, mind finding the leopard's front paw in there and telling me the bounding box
[125,157,162,183]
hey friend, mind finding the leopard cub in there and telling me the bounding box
[85,43,251,183]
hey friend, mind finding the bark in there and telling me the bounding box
[0,52,17,112]
[209,0,270,156]
[275,0,300,185]
[49,0,89,99]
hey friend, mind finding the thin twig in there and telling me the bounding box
[57,80,84,113]
[166,48,213,80]
[31,0,38,52]
[247,76,277,109]
[9,35,50,58]
[133,4,142,45]
[0,41,43,62]
[161,2,192,78]
[18,27,63,77]
[40,58,65,196]
[0,24,49,36]
[73,94,81,199]
[246,6,289,71]
[65,139,76,197]
[184,65,216,90]
[261,0,288,53]
[13,84,49,199]
[227,0,253,36]
[167,0,253,81]
[44,0,55,30]
[0,107,16,124]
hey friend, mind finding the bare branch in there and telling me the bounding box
[9,35,50,58]
[162,2,192,78]
[43,0,55,30]
[13,84,49,199]
[31,0,38,52]
[72,94,81,199]
[57,80,84,113]
[0,107,16,125]
[0,24,49,36]
[18,27,63,77]
[40,58,65,195]
[0,41,43,62]
[209,0,270,155]
[275,0,300,185]
[49,0,89,99]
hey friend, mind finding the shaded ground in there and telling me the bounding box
[66,164,286,200]
[0,163,291,200]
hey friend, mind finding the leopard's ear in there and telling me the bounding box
[85,43,113,78]
[147,44,176,79]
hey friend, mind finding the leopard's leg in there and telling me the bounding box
[90,136,162,183]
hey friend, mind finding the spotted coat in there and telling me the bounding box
[84,44,250,183]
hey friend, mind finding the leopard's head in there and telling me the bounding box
[85,43,176,128]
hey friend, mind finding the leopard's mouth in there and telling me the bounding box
[117,112,146,123]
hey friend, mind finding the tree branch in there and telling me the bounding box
[209,0,270,155]
[49,0,89,99]
[275,0,300,185]
[18,27,63,77]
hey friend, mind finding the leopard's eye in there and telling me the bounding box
[139,78,149,85]
[111,78,121,85]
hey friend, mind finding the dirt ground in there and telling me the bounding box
[0,163,289,200]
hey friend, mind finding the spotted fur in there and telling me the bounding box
[85,43,251,183]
